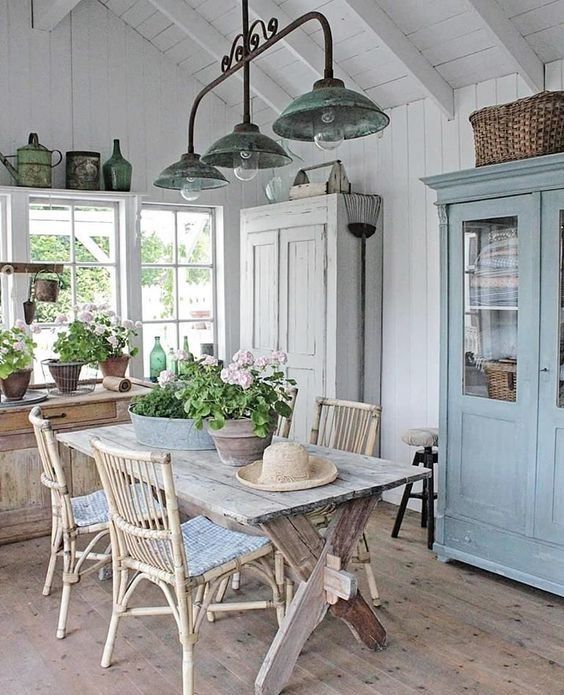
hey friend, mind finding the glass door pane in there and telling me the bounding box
[463,216,519,401]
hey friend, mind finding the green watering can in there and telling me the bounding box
[0,133,62,188]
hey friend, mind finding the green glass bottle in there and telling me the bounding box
[166,347,178,375]
[149,336,167,382]
[178,336,194,377]
[102,139,132,192]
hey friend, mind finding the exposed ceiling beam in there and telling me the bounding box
[341,0,454,119]
[248,0,366,96]
[465,0,544,93]
[32,0,82,30]
[147,0,292,115]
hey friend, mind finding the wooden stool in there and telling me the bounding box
[392,428,438,549]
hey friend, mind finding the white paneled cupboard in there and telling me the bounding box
[240,194,383,442]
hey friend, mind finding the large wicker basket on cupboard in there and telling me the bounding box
[469,91,564,167]
[484,360,517,402]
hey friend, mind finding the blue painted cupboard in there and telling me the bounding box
[424,153,564,597]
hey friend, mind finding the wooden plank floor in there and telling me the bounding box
[1,503,563,695]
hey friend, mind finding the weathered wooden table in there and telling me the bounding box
[57,423,430,695]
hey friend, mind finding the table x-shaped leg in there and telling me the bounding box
[256,496,386,695]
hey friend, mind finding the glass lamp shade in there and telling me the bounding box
[272,78,390,142]
[201,123,292,170]
[153,152,228,191]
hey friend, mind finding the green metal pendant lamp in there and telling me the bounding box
[153,0,390,199]
[272,77,390,148]
[203,123,291,181]
[153,152,228,201]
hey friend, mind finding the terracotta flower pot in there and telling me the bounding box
[46,360,84,394]
[0,368,32,401]
[209,418,274,467]
[99,354,130,378]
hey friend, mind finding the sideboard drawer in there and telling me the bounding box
[0,400,117,433]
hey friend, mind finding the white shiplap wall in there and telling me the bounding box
[0,0,265,359]
[349,60,564,491]
[285,60,564,497]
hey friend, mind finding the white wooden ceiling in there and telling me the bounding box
[97,0,564,124]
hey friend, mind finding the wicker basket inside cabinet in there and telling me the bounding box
[484,360,517,401]
[469,91,564,167]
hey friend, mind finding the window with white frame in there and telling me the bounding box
[28,197,120,377]
[140,204,216,373]
[0,196,6,328]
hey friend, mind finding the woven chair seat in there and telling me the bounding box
[181,516,270,577]
[72,485,165,528]
[71,489,109,527]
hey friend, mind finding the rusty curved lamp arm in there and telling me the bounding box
[187,10,334,154]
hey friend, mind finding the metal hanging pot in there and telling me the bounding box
[33,270,61,303]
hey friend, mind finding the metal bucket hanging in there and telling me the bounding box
[33,270,61,302]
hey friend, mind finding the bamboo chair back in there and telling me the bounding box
[309,397,382,456]
[275,386,299,438]
[91,438,185,579]
[29,406,75,531]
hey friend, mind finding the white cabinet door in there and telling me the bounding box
[241,220,327,442]
[240,230,279,354]
[279,225,327,442]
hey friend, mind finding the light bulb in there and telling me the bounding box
[180,178,202,202]
[234,150,258,181]
[314,109,344,151]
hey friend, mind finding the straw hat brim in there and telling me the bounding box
[235,455,338,492]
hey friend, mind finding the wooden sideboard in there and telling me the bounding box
[0,383,152,545]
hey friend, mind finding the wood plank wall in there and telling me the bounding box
[1,0,563,481]
[287,61,564,503]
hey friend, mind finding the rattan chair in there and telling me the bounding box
[309,397,382,606]
[91,437,284,695]
[29,407,112,639]
[275,385,299,438]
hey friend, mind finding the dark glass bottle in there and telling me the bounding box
[149,336,167,382]
[102,139,132,192]
[178,336,194,376]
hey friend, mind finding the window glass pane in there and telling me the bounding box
[180,321,214,358]
[178,211,212,264]
[559,211,564,407]
[74,205,116,263]
[141,267,175,320]
[140,209,174,264]
[142,322,178,375]
[76,266,116,310]
[29,204,71,262]
[178,267,213,320]
[464,217,518,401]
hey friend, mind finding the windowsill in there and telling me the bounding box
[0,185,142,198]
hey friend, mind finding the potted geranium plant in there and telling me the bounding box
[0,320,38,401]
[128,363,215,451]
[47,312,97,393]
[86,305,141,377]
[176,349,295,466]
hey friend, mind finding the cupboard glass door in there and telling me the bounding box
[536,189,564,544]
[447,195,540,533]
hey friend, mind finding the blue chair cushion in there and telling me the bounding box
[71,489,109,527]
[181,515,270,577]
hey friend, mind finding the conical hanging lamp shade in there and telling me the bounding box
[272,78,390,142]
[202,123,292,169]
[153,152,228,190]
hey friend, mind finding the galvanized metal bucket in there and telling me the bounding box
[129,408,216,451]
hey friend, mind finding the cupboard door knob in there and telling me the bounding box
[540,367,549,373]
